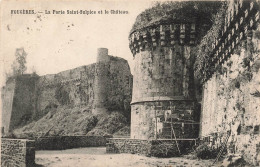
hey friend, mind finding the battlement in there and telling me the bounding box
[129,1,223,56]
[194,0,259,83]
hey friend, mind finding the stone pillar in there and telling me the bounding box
[129,24,198,140]
[92,48,110,115]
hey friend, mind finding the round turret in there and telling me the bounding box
[128,1,223,140]
[93,48,110,115]
[97,48,110,62]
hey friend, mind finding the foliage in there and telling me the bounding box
[55,84,70,105]
[2,132,17,139]
[194,3,227,78]
[151,141,178,157]
[242,57,251,69]
[131,1,222,33]
[11,48,27,76]
[13,107,129,138]
[113,126,130,136]
[88,112,128,135]
[195,143,219,159]
[251,90,260,97]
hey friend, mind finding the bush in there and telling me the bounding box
[195,143,219,159]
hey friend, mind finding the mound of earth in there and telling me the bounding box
[13,106,130,139]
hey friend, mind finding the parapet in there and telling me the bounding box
[128,1,223,56]
[97,48,110,62]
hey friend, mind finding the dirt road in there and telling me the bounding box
[35,147,218,167]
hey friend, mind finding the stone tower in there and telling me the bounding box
[92,48,110,115]
[128,2,221,140]
[129,26,198,140]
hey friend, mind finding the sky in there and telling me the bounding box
[0,0,155,86]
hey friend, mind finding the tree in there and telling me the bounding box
[11,48,27,75]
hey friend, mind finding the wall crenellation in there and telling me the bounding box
[198,0,260,165]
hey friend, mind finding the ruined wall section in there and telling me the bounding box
[10,75,39,130]
[1,78,16,134]
[106,56,132,113]
[36,53,132,118]
[1,75,39,134]
[36,64,96,118]
[1,50,132,135]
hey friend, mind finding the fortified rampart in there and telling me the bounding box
[195,0,260,165]
[1,75,39,134]
[107,1,260,165]
[1,48,132,135]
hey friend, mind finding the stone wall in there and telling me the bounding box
[1,50,132,134]
[200,46,260,165]
[107,138,196,157]
[1,75,39,135]
[36,55,132,117]
[35,136,108,150]
[200,1,260,165]
[1,78,16,134]
[1,138,35,167]
[36,64,96,118]
[106,56,132,112]
[131,46,196,104]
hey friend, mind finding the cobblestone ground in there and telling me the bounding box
[35,147,222,167]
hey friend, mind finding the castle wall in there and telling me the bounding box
[107,138,196,156]
[1,78,16,134]
[36,55,132,117]
[201,39,260,165]
[93,48,132,114]
[10,75,39,131]
[1,49,132,133]
[132,46,196,103]
[36,64,96,117]
[106,57,132,112]
[199,1,260,165]
[1,75,39,134]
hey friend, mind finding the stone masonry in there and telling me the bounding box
[128,2,215,141]
[197,0,260,165]
[1,138,35,167]
[107,2,260,165]
[1,48,132,135]
[106,138,196,157]
[106,1,221,157]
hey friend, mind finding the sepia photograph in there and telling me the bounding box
[0,0,259,166]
